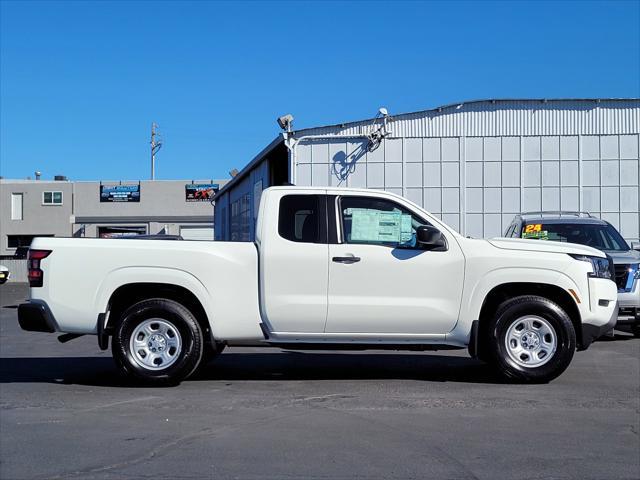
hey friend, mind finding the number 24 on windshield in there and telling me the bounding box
[525,224,543,233]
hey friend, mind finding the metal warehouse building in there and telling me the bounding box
[214,99,640,242]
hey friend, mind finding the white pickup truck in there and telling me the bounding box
[19,187,618,384]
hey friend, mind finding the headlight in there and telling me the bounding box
[569,254,612,279]
[633,264,640,280]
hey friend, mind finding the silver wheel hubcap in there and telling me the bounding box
[505,315,557,368]
[130,318,182,370]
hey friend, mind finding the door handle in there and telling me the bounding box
[332,256,361,264]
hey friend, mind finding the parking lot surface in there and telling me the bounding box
[1,283,638,480]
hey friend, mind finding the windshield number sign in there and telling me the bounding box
[524,224,542,233]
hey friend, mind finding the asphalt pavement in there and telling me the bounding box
[1,283,638,480]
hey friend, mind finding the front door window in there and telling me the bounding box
[340,196,429,249]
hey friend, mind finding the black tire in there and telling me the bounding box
[631,324,640,338]
[486,295,576,383]
[112,298,204,385]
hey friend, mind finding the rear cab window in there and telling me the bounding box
[278,194,326,244]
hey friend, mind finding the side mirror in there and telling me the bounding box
[631,242,640,252]
[416,226,447,250]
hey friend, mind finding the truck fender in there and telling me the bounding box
[95,266,218,338]
[449,267,582,345]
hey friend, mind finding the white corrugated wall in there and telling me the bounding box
[292,100,640,241]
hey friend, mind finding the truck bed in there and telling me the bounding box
[29,237,263,341]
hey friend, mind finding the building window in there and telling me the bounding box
[230,193,251,241]
[11,193,23,220]
[218,206,227,240]
[97,226,147,238]
[7,234,53,249]
[43,191,63,205]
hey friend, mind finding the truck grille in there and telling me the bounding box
[613,264,631,290]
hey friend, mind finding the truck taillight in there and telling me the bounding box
[28,249,51,287]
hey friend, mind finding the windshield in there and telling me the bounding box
[521,222,630,252]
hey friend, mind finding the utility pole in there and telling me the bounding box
[150,122,162,180]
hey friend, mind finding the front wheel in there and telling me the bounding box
[487,295,576,383]
[112,298,204,385]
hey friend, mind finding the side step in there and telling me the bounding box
[268,342,464,352]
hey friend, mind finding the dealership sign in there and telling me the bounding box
[185,184,219,202]
[100,184,141,202]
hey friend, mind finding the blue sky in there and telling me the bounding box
[1,0,639,181]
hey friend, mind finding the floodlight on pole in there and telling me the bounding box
[277,114,294,133]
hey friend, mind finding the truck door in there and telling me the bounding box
[260,193,329,333]
[325,195,465,335]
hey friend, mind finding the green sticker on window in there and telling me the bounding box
[522,230,549,240]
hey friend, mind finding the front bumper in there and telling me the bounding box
[580,300,618,349]
[578,278,618,350]
[18,301,58,333]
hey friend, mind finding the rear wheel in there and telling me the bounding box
[487,295,576,383]
[112,298,204,385]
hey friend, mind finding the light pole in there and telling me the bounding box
[150,123,163,180]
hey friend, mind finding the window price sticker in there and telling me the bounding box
[350,210,413,243]
[522,224,548,239]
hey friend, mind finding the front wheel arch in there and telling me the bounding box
[476,282,582,360]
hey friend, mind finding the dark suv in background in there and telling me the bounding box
[505,212,640,337]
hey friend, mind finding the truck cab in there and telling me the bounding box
[257,188,465,339]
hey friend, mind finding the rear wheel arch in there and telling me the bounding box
[105,283,214,346]
[476,282,582,357]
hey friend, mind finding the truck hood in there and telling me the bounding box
[487,237,606,257]
[604,249,640,264]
